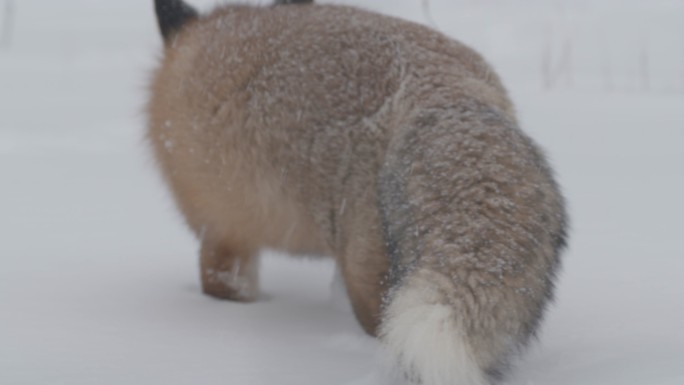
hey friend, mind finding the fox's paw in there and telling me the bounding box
[201,260,258,302]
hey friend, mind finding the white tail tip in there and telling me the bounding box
[379,281,488,385]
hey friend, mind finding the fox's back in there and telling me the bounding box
[149,5,516,219]
[153,5,511,134]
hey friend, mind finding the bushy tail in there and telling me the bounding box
[154,0,198,42]
[376,100,566,384]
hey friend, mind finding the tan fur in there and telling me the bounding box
[148,3,567,381]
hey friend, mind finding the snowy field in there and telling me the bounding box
[1,0,683,384]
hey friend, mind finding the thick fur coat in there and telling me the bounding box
[148,1,568,384]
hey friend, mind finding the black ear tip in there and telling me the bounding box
[154,0,199,42]
[274,0,314,5]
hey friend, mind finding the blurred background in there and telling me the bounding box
[1,1,683,384]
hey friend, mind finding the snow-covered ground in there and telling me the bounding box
[1,1,683,384]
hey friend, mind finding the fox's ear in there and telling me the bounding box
[154,0,199,43]
[274,0,314,5]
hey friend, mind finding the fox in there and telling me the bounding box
[147,0,568,384]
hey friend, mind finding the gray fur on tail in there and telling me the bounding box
[154,0,198,42]
[378,99,567,382]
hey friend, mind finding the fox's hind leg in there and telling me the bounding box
[339,247,387,336]
[338,208,390,336]
[199,238,259,302]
